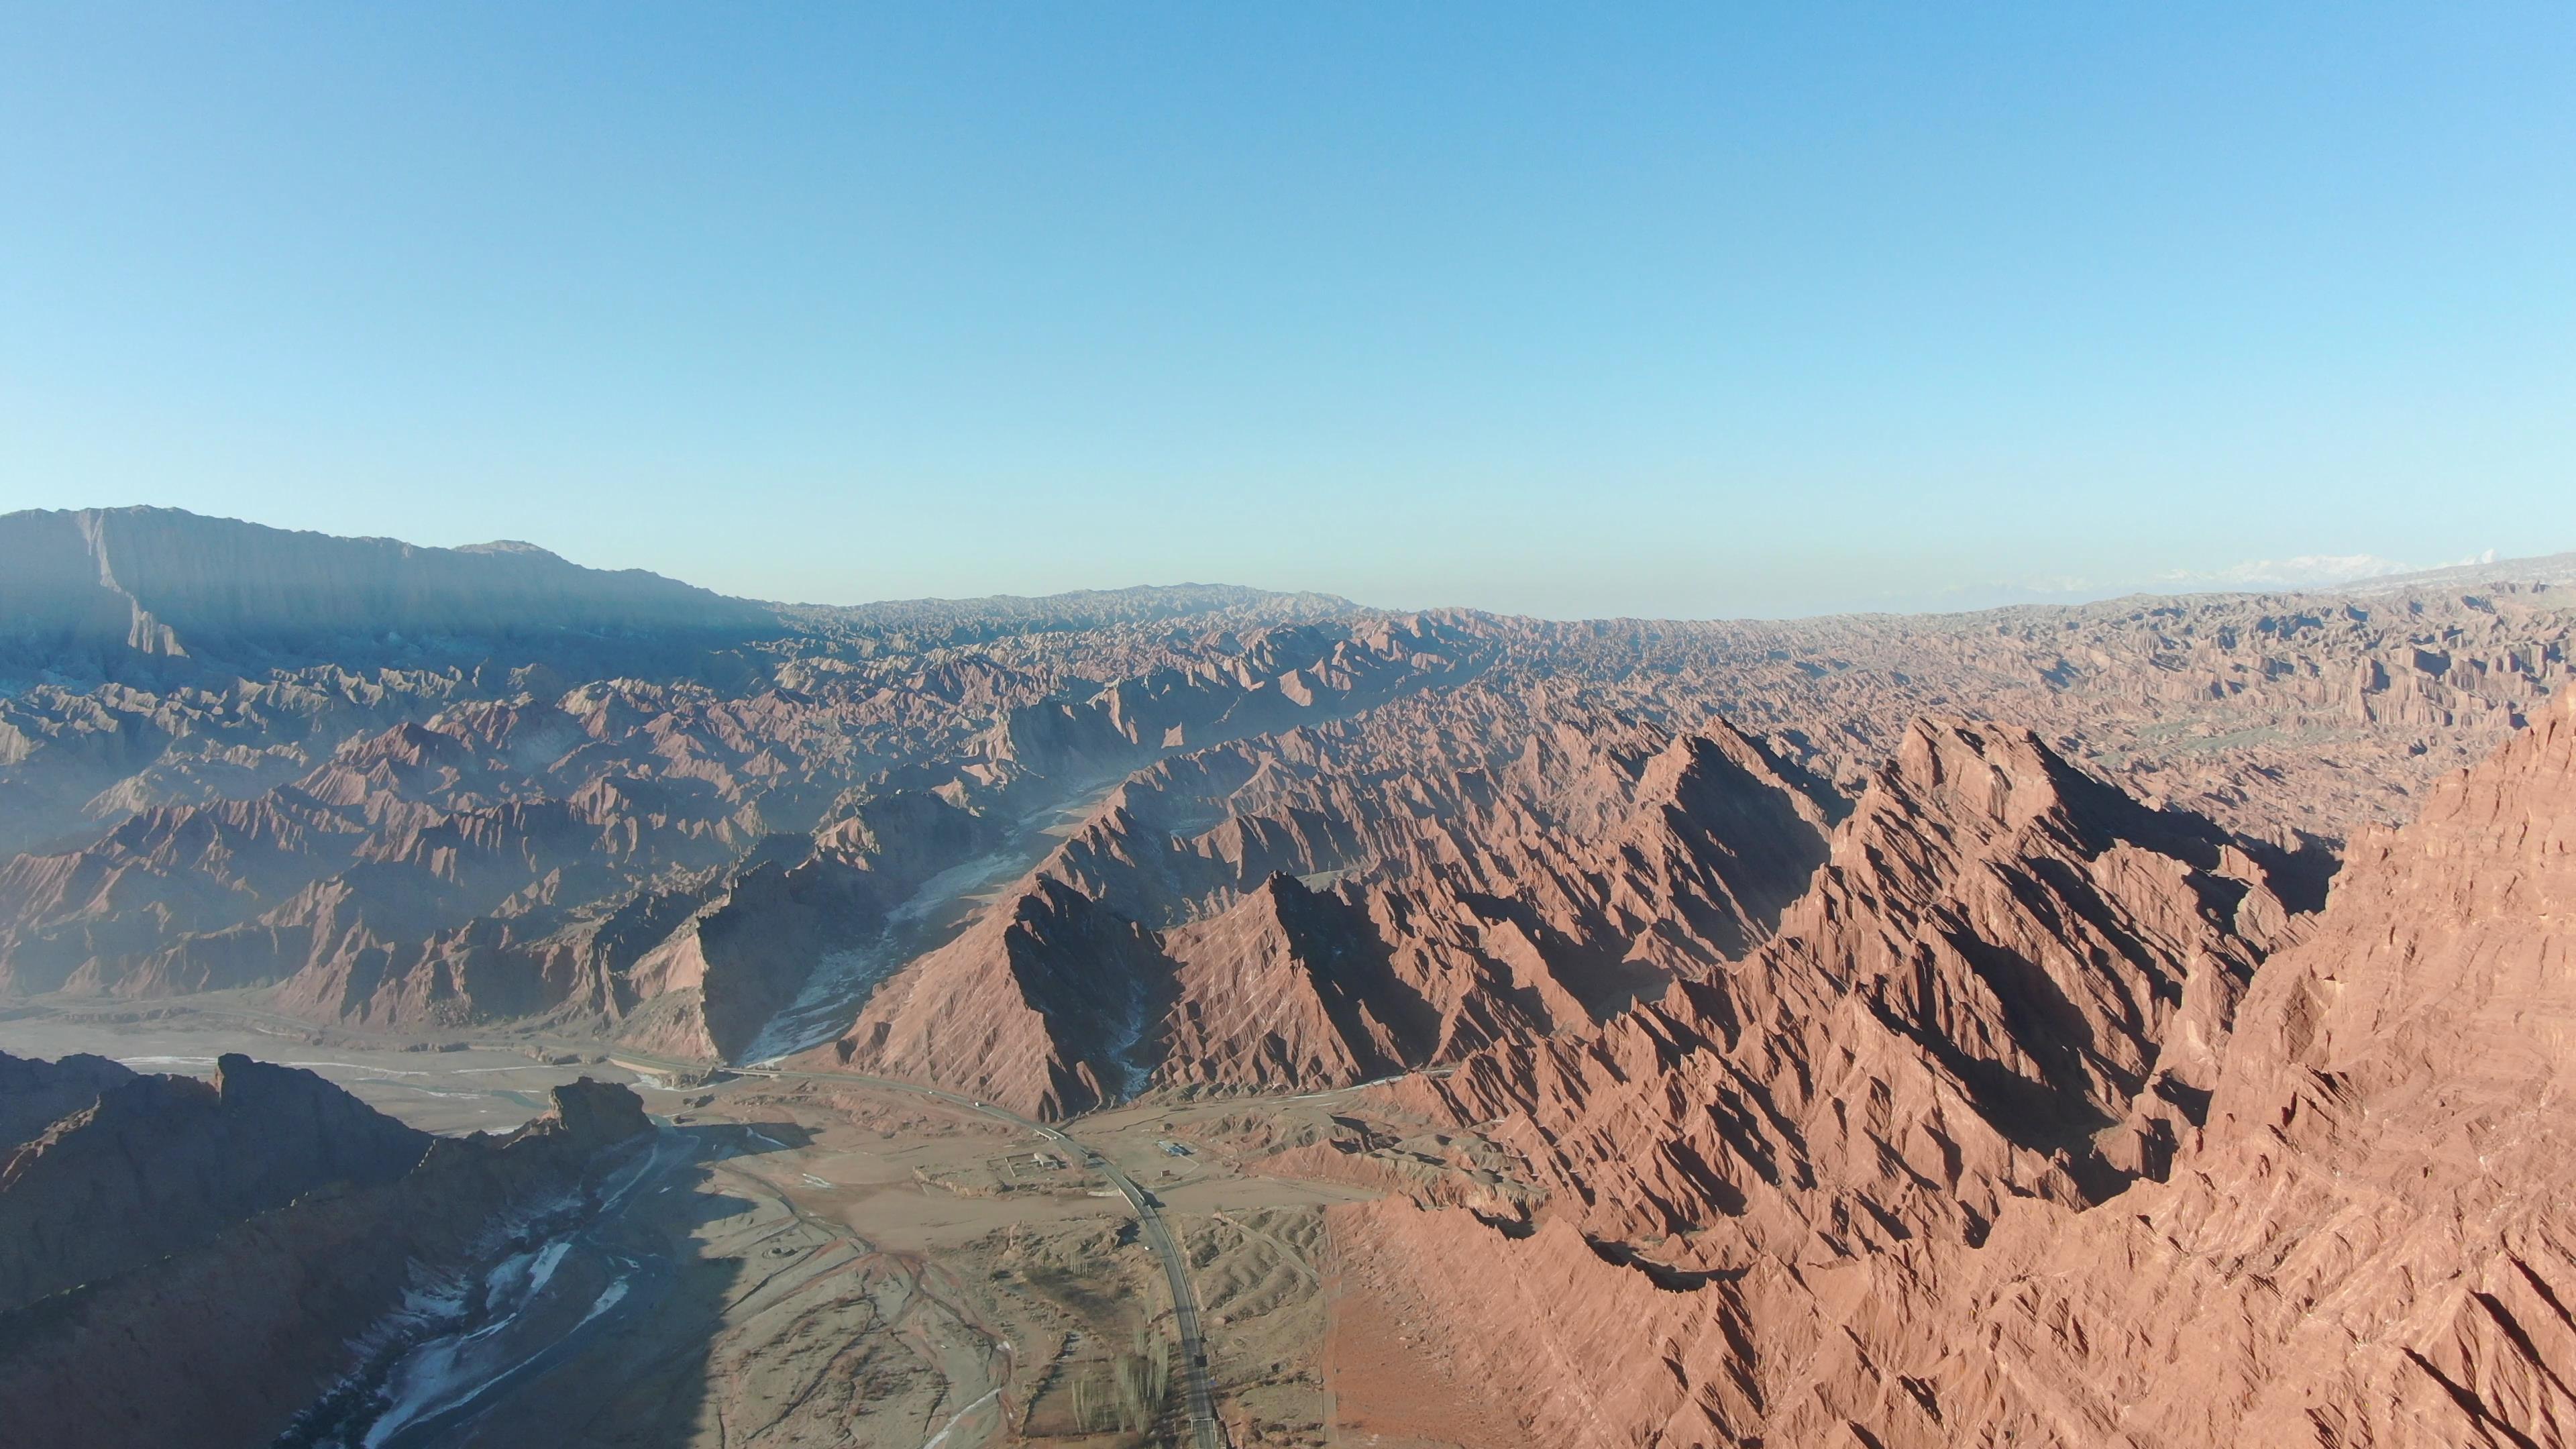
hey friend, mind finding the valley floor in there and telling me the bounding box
[0,998,1505,1449]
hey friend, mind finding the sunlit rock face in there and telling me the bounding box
[1328,697,2576,1449]
[3,509,2575,1446]
[3,509,2570,1117]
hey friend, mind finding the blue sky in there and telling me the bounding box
[3,5,2570,616]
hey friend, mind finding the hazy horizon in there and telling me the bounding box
[5,7,2571,616]
[9,13,2576,1447]
[11,500,2559,625]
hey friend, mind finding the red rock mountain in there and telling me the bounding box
[833,875,1171,1118]
[1328,696,2576,1448]
[810,703,1842,1116]
[3,513,2575,1445]
[1401,717,2304,1247]
[2,509,2570,1122]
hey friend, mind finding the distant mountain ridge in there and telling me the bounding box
[0,504,2569,1108]
[0,506,773,677]
[782,582,1359,651]
[2336,548,2576,595]
[0,506,1366,680]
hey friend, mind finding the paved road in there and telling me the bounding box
[1022,1120,1224,1449]
[135,1002,1232,1449]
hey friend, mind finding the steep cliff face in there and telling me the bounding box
[1845,688,2576,1448]
[1332,699,2576,1449]
[1153,874,1441,1093]
[0,1053,431,1311]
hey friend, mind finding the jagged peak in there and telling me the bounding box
[1638,722,1843,830]
[1247,869,1315,905]
[1879,715,2087,831]
[504,1077,649,1150]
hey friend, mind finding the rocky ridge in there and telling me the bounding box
[0,1046,134,1151]
[0,1053,432,1311]
[0,1064,651,1449]
[0,604,1472,1067]
[4,511,2572,1120]
[1327,695,2576,1447]
[0,505,773,680]
[812,695,1840,1116]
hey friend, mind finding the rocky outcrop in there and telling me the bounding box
[1395,717,2300,1255]
[520,1073,653,1150]
[0,1048,134,1151]
[0,1074,651,1449]
[1329,697,2576,1448]
[824,876,1169,1118]
[1155,874,1440,1092]
[0,1053,430,1311]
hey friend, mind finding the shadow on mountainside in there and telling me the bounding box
[392,1117,988,1449]
[366,1124,755,1449]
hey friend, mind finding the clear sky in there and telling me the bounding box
[3,5,2570,617]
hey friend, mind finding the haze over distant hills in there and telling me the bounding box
[9,505,2567,663]
[4,501,2568,1069]
[5,504,2575,1446]
[0,506,1371,683]
[0,506,773,680]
